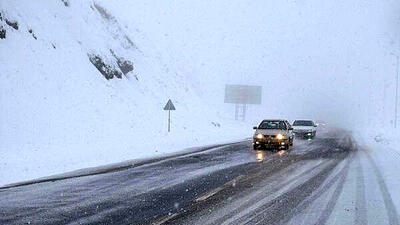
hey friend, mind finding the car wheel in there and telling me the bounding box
[253,145,259,150]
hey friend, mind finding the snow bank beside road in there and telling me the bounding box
[360,128,400,153]
[0,122,251,186]
[354,129,400,214]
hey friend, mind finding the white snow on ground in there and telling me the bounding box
[356,129,400,211]
[283,129,400,225]
[0,1,251,186]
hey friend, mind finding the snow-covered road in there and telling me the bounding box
[0,128,399,225]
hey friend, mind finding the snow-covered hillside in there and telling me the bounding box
[0,1,249,185]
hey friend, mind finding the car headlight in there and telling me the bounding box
[276,134,284,140]
[256,133,264,139]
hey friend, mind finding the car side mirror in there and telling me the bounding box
[289,127,293,130]
[314,125,317,127]
[253,126,258,129]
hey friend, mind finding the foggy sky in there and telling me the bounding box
[107,0,400,128]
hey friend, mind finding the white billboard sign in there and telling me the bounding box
[224,85,262,105]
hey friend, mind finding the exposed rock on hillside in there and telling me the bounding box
[110,49,134,76]
[0,26,5,39]
[5,19,18,30]
[28,29,37,40]
[88,54,122,80]
[117,59,133,76]
[61,0,69,7]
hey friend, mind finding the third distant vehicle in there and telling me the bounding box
[292,120,317,139]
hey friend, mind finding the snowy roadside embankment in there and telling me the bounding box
[354,128,400,214]
[359,128,400,155]
[0,123,251,187]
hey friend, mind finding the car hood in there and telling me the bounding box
[255,129,288,135]
[293,126,316,131]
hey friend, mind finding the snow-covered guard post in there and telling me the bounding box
[224,85,262,121]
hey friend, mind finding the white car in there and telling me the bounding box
[292,120,317,139]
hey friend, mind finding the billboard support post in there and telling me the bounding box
[235,103,247,121]
[235,104,239,120]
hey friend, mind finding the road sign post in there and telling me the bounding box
[163,99,176,132]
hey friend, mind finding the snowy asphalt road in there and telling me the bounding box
[1,129,399,225]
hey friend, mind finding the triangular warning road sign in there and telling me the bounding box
[163,99,176,110]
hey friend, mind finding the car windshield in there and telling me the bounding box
[293,120,314,126]
[258,121,286,129]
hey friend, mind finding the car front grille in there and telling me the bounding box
[294,130,311,133]
[263,135,276,138]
